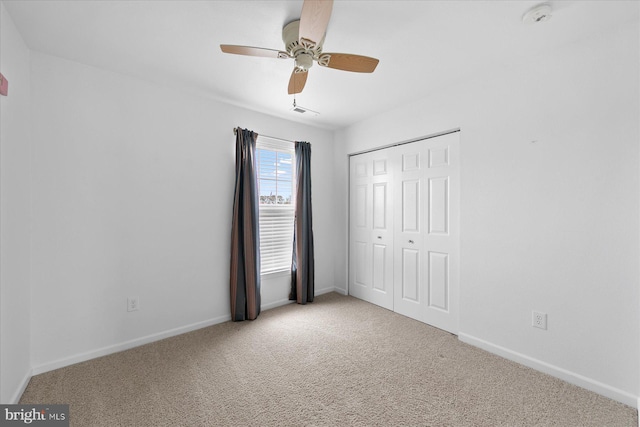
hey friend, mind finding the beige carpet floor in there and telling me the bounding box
[21,292,637,426]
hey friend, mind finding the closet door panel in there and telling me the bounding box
[427,251,448,311]
[401,248,420,302]
[393,145,426,321]
[349,151,393,310]
[353,241,369,288]
[372,244,387,292]
[423,132,459,333]
[428,177,449,235]
[402,180,420,233]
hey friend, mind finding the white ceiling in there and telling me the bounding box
[3,0,638,130]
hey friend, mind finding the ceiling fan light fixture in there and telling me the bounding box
[295,53,313,71]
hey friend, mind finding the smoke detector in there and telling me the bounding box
[522,3,552,24]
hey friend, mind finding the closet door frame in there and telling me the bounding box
[347,130,460,334]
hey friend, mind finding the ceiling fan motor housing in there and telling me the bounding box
[283,20,324,60]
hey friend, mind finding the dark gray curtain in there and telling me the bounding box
[229,128,261,321]
[290,141,314,304]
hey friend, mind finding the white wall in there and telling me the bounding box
[29,52,336,373]
[334,21,639,406]
[5,0,638,411]
[0,2,32,403]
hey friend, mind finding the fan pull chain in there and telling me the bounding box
[293,83,297,108]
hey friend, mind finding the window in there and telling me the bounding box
[256,137,295,274]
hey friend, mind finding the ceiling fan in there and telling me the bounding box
[220,0,379,95]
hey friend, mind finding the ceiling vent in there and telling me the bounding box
[290,105,320,116]
[290,100,319,116]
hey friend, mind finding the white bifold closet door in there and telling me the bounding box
[349,149,394,310]
[349,132,459,334]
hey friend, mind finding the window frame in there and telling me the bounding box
[255,137,295,275]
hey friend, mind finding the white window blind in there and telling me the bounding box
[256,137,295,274]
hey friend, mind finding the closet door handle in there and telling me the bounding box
[377,236,382,239]
[408,240,414,244]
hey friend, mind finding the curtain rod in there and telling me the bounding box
[233,127,296,144]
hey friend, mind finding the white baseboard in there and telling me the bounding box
[32,314,231,376]
[458,332,638,408]
[9,369,33,404]
[261,298,293,311]
[332,286,348,295]
[30,289,349,377]
[315,286,334,296]
[316,286,347,296]
[29,287,351,385]
[261,288,346,310]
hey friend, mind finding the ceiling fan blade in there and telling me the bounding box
[220,45,289,59]
[318,53,379,73]
[288,69,308,94]
[299,0,333,48]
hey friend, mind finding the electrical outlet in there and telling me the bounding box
[532,311,547,330]
[127,297,139,312]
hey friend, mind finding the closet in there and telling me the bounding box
[348,131,460,334]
